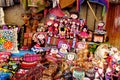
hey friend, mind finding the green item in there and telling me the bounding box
[21,0,28,10]
[73,70,85,80]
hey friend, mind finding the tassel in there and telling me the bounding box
[72,38,76,48]
[47,36,51,44]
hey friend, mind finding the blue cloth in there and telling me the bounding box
[11,50,35,57]
[0,72,12,80]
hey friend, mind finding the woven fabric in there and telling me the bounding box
[0,28,19,53]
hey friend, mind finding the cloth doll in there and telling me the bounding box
[53,21,59,37]
[58,40,70,58]
[94,60,105,80]
[105,66,113,80]
[20,13,32,50]
[32,32,46,52]
[80,25,89,41]
[75,42,86,53]
[58,27,66,39]
[45,47,61,63]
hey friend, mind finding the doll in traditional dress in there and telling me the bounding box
[58,41,70,58]
[32,32,46,52]
[45,47,61,63]
[20,13,32,50]
[53,21,59,37]
[80,25,89,41]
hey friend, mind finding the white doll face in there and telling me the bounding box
[67,54,75,60]
[98,22,104,26]
[37,34,45,40]
[50,48,58,54]
[47,21,52,26]
[77,43,85,49]
[61,44,68,50]
[54,23,58,27]
[71,14,78,19]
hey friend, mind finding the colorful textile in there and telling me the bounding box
[0,28,19,53]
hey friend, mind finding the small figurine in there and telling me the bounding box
[105,66,113,80]
[45,47,61,63]
[58,27,66,39]
[75,42,86,53]
[58,41,70,58]
[32,32,46,48]
[20,13,32,50]
[94,60,105,80]
[80,25,89,41]
[53,21,59,37]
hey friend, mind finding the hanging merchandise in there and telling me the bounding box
[0,8,5,25]
[0,0,14,7]
[59,0,75,9]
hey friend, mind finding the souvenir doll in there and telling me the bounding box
[46,20,54,36]
[70,21,76,38]
[32,32,46,51]
[53,21,59,37]
[58,27,66,39]
[94,60,105,80]
[37,23,46,32]
[65,52,77,66]
[74,52,84,67]
[58,41,70,58]
[45,47,61,63]
[80,25,89,41]
[70,11,79,20]
[69,11,79,39]
[105,66,113,80]
[75,42,86,53]
[31,13,42,33]
[20,13,32,50]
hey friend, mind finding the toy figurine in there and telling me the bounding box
[75,42,87,53]
[20,13,32,50]
[105,66,113,80]
[58,27,66,39]
[94,60,105,80]
[47,20,54,37]
[32,32,46,48]
[58,41,70,58]
[65,52,77,66]
[32,13,42,33]
[80,25,89,41]
[45,47,61,63]
[53,21,59,37]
